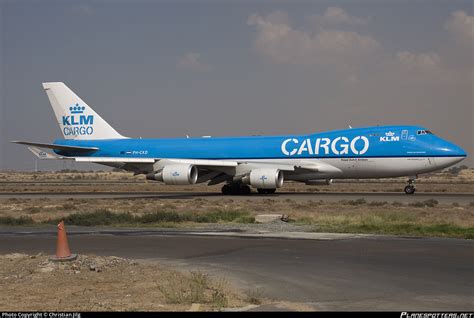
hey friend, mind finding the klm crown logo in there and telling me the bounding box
[70,103,86,114]
[62,103,94,136]
[380,131,399,142]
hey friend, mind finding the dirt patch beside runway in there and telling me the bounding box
[0,253,251,311]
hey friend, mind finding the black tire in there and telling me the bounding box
[221,185,232,195]
[404,185,416,194]
[224,184,251,195]
[239,185,251,195]
[230,184,241,195]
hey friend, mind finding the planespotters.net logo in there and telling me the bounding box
[401,313,473,318]
[61,103,94,136]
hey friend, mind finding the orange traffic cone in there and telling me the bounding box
[49,221,77,262]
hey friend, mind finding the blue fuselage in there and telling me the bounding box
[54,125,466,160]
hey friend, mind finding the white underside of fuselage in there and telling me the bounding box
[232,156,466,181]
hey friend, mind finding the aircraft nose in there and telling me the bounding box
[447,143,467,157]
[433,141,467,169]
[434,139,467,157]
[432,139,467,169]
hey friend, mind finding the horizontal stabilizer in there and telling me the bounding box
[11,141,98,153]
[27,146,65,160]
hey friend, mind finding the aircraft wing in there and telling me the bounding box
[161,158,237,167]
[21,145,238,169]
[25,146,155,164]
[233,160,342,173]
[75,157,155,163]
[15,141,238,168]
[74,157,239,168]
[23,144,338,174]
[22,149,238,178]
[16,141,341,183]
[294,161,343,175]
[75,157,238,179]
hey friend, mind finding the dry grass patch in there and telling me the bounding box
[158,271,229,307]
[0,253,248,311]
[292,207,474,238]
[0,193,472,238]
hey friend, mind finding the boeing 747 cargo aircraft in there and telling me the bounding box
[13,82,467,195]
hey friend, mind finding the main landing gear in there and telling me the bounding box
[221,183,251,195]
[404,177,416,195]
[221,184,277,195]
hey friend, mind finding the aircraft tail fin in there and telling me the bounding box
[42,82,127,140]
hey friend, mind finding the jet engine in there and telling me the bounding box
[242,168,284,189]
[146,164,198,185]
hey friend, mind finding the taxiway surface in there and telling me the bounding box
[0,191,473,204]
[0,227,472,310]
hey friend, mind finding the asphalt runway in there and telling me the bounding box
[0,228,472,310]
[0,191,473,204]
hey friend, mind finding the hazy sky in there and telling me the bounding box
[1,0,473,170]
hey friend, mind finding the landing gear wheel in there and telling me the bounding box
[221,184,232,195]
[222,184,251,195]
[404,185,416,195]
[238,185,251,195]
[405,176,417,195]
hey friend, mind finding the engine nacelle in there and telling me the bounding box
[242,168,284,189]
[146,164,198,185]
[305,179,333,186]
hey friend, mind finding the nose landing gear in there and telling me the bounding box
[404,177,416,194]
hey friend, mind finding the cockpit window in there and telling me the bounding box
[416,130,433,135]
